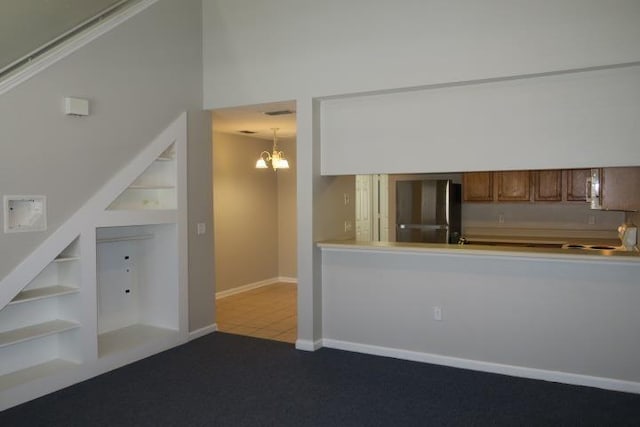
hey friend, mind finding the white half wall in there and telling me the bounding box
[321,247,640,391]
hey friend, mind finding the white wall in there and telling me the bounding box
[0,0,214,331]
[187,110,215,331]
[202,0,640,347]
[463,203,625,234]
[0,0,120,69]
[277,138,298,278]
[213,132,278,291]
[203,0,640,109]
[320,65,640,175]
[213,133,298,291]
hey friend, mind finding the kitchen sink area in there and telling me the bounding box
[460,240,564,249]
[561,243,622,251]
[459,224,638,254]
[459,240,626,251]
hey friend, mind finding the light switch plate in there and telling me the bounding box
[196,223,206,235]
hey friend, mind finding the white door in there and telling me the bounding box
[375,174,389,241]
[355,175,372,241]
[357,174,389,242]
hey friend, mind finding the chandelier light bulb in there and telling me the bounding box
[255,128,290,170]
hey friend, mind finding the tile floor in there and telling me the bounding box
[216,282,297,343]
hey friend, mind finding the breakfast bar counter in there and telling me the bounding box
[318,238,640,263]
[317,237,640,393]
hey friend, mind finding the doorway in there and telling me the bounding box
[211,101,297,343]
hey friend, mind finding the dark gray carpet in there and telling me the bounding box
[2,332,639,426]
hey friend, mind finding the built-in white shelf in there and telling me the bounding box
[108,142,177,211]
[0,115,187,411]
[127,185,175,190]
[96,234,153,244]
[96,223,179,357]
[8,285,79,305]
[0,320,80,349]
[53,256,80,263]
[0,359,79,392]
[95,209,178,227]
[98,324,177,358]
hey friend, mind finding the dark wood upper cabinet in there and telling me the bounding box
[462,167,639,208]
[566,169,590,202]
[534,170,562,201]
[463,172,493,202]
[496,171,530,201]
[601,167,640,211]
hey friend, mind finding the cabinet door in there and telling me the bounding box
[566,169,590,201]
[497,171,530,201]
[534,170,562,201]
[463,172,493,202]
[601,167,640,211]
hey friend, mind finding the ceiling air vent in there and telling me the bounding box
[238,130,257,134]
[263,109,295,116]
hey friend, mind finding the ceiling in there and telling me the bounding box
[211,100,297,141]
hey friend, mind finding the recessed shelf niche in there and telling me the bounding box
[96,224,179,358]
[3,195,47,233]
[0,238,82,389]
[108,144,176,210]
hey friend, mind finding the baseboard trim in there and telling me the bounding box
[295,339,323,352]
[322,339,640,394]
[189,324,217,340]
[216,277,297,299]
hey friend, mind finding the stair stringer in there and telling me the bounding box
[0,0,159,96]
[0,112,187,310]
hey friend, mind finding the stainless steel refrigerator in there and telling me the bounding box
[395,179,461,244]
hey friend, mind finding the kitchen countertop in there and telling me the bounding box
[317,239,640,262]
[462,234,621,247]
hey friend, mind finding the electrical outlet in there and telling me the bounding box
[587,215,596,225]
[498,214,505,224]
[433,306,442,321]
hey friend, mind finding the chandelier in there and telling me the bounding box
[255,128,290,170]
